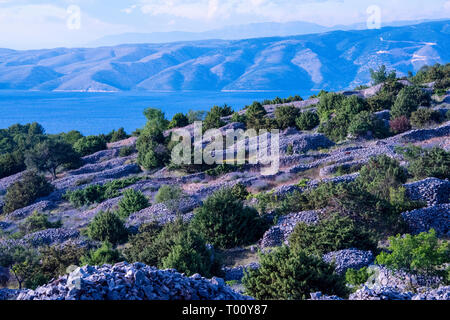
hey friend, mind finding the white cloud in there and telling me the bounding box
[0,4,134,49]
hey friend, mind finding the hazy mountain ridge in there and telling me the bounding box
[0,20,449,92]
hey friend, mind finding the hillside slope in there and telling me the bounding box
[0,21,449,92]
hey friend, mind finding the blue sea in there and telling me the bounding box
[0,90,313,135]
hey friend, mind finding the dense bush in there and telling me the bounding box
[191,188,266,249]
[410,63,450,84]
[230,112,246,123]
[154,184,185,204]
[119,145,135,157]
[20,211,62,234]
[274,105,300,129]
[367,80,404,111]
[410,108,442,128]
[205,163,243,177]
[117,189,149,218]
[59,130,83,146]
[245,102,273,130]
[230,182,249,200]
[390,116,411,134]
[39,244,86,280]
[316,92,346,122]
[186,110,206,124]
[73,135,107,156]
[168,113,189,129]
[391,86,431,118]
[0,151,25,180]
[86,211,128,245]
[242,246,348,300]
[0,244,42,289]
[25,139,81,179]
[348,111,389,139]
[295,110,319,130]
[376,229,449,278]
[203,105,232,131]
[356,155,407,201]
[137,108,170,170]
[124,220,219,277]
[81,242,123,266]
[107,128,129,143]
[289,215,377,254]
[397,146,450,180]
[3,171,54,214]
[345,267,373,286]
[262,95,303,105]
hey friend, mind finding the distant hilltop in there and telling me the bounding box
[0,20,449,92]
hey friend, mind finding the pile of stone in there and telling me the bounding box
[126,197,200,230]
[15,262,252,300]
[260,210,319,248]
[322,249,374,274]
[0,228,81,248]
[309,292,343,300]
[401,203,449,237]
[349,286,414,300]
[404,178,450,206]
[5,200,54,220]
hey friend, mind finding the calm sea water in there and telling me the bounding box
[0,90,312,135]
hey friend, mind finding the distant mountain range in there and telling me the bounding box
[89,19,445,47]
[0,20,449,92]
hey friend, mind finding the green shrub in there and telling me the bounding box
[389,116,411,134]
[242,246,348,300]
[274,105,300,129]
[367,80,404,111]
[39,244,86,279]
[205,163,243,177]
[348,111,389,139]
[391,86,431,118]
[60,130,83,146]
[316,92,346,122]
[186,110,206,123]
[73,135,107,156]
[108,128,129,143]
[410,108,442,128]
[81,242,123,266]
[117,189,149,218]
[25,139,81,179]
[0,151,25,180]
[119,145,135,157]
[168,113,189,129]
[86,211,128,245]
[370,65,397,85]
[191,188,266,249]
[124,220,218,277]
[245,102,273,130]
[397,146,450,180]
[203,105,232,131]
[376,229,449,278]
[155,185,185,203]
[231,182,249,200]
[3,171,54,214]
[289,215,378,255]
[20,211,62,234]
[356,155,407,201]
[345,267,373,286]
[230,112,246,123]
[295,111,319,130]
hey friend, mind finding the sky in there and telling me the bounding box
[0,0,449,49]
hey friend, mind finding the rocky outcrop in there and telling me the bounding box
[126,197,200,230]
[5,200,54,220]
[260,210,319,248]
[309,292,343,300]
[16,262,251,300]
[349,286,414,300]
[0,228,81,248]
[0,171,26,194]
[323,249,374,274]
[401,204,450,237]
[404,178,450,206]
[412,286,450,300]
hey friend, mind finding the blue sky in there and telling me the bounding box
[1,0,449,49]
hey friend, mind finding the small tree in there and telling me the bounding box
[25,139,81,179]
[154,185,185,204]
[81,242,123,266]
[20,211,62,234]
[295,111,319,131]
[117,189,149,218]
[73,135,107,156]
[3,171,54,214]
[274,105,300,129]
[86,211,128,245]
[191,188,265,249]
[168,113,189,129]
[410,108,442,128]
[242,246,348,300]
[390,116,411,134]
[370,65,397,85]
[376,229,449,278]
[0,245,41,289]
[391,86,431,118]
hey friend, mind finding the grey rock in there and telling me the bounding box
[404,178,450,206]
[323,249,374,274]
[401,203,450,237]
